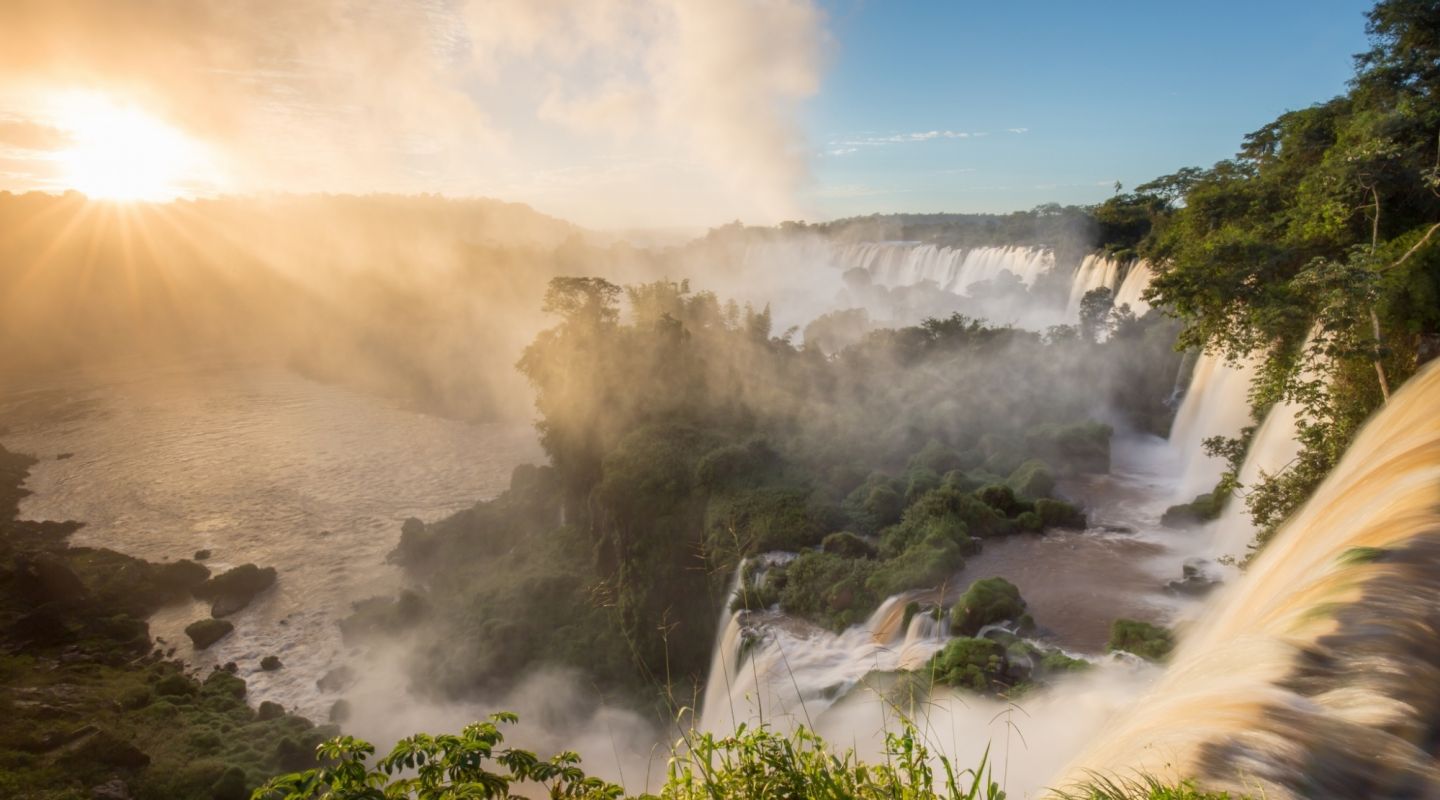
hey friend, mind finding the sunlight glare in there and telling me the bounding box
[52,93,211,202]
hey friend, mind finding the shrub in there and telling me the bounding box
[1007,459,1056,498]
[777,551,880,631]
[974,484,1027,517]
[821,531,877,559]
[705,487,833,554]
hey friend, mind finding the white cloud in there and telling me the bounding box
[0,0,830,227]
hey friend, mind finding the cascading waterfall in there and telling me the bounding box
[1059,360,1440,798]
[1206,396,1305,562]
[1166,350,1261,501]
[835,243,1055,293]
[1064,254,1125,317]
[699,591,948,733]
[1112,260,1153,316]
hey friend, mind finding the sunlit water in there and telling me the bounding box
[1,359,541,719]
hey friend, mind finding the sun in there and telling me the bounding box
[51,93,211,202]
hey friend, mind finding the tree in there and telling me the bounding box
[1078,287,1115,343]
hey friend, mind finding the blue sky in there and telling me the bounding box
[802,0,1376,218]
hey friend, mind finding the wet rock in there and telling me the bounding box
[317,665,355,692]
[184,618,234,650]
[155,559,210,594]
[1166,558,1219,597]
[91,779,131,800]
[194,564,276,617]
[260,655,282,671]
[193,549,212,561]
[257,701,286,721]
[222,661,238,673]
[56,452,74,461]
[329,699,351,723]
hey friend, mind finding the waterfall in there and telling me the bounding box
[834,242,1055,293]
[1166,350,1260,501]
[698,565,747,732]
[1113,260,1153,316]
[698,591,947,733]
[1064,254,1125,317]
[1205,398,1305,562]
[1060,361,1440,797]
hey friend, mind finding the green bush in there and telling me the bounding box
[1007,459,1056,499]
[776,551,880,631]
[974,484,1027,517]
[705,487,833,554]
[821,531,877,559]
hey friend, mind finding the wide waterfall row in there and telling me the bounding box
[835,242,1055,293]
[1063,359,1440,798]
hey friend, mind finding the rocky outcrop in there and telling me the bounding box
[194,564,276,617]
[184,618,234,650]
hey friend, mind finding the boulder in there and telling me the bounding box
[193,549,212,561]
[260,655,283,671]
[194,564,276,617]
[184,618,234,650]
[257,700,286,721]
[329,699,352,723]
[1166,558,1219,597]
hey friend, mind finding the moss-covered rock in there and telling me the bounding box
[950,577,1033,636]
[929,637,1013,691]
[1161,492,1224,528]
[1107,618,1174,661]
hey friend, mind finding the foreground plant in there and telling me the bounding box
[251,712,623,800]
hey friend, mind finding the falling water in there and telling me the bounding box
[699,591,947,733]
[1113,260,1154,316]
[1166,350,1261,501]
[836,243,1055,292]
[1205,397,1305,562]
[1060,360,1440,798]
[1064,254,1125,317]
